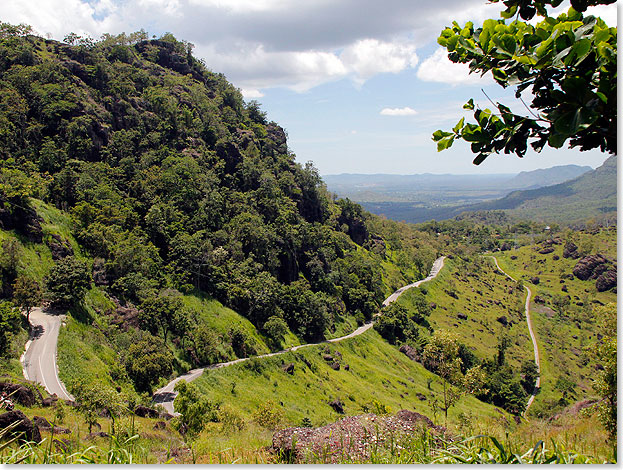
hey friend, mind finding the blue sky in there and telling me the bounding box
[3,0,616,175]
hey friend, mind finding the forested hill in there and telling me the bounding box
[465,155,617,223]
[0,26,441,348]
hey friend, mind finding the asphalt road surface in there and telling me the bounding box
[21,308,74,401]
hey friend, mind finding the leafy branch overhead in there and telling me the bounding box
[432,2,616,165]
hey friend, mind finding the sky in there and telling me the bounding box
[2,0,618,175]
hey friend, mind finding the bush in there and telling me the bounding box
[253,400,284,430]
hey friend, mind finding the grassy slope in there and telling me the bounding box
[192,330,507,429]
[397,256,532,370]
[494,228,616,415]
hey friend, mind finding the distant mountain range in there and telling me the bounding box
[325,160,615,224]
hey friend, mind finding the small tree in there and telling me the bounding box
[0,301,21,356]
[124,333,173,393]
[12,274,42,323]
[422,330,464,423]
[173,380,218,462]
[263,315,288,346]
[45,256,91,308]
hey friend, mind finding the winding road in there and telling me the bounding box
[152,256,446,415]
[489,256,540,416]
[21,307,74,401]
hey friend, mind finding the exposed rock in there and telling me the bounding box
[328,399,344,414]
[398,344,418,361]
[42,396,58,407]
[458,313,468,320]
[154,421,167,430]
[92,258,110,286]
[322,354,333,362]
[573,254,610,281]
[282,363,295,375]
[496,316,508,326]
[500,242,511,251]
[85,431,109,440]
[444,289,458,299]
[596,269,617,292]
[552,255,560,261]
[563,242,579,259]
[0,382,38,407]
[510,255,517,260]
[416,393,426,401]
[46,234,74,260]
[272,410,444,463]
[33,415,71,434]
[0,410,42,443]
[539,247,555,254]
[330,362,341,371]
[344,364,350,371]
[134,405,159,418]
[530,276,540,285]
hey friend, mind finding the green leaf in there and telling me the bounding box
[472,153,488,165]
[463,99,475,110]
[432,129,453,141]
[548,132,567,148]
[500,5,517,19]
[436,136,455,152]
[452,117,465,134]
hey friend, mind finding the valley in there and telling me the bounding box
[0,21,616,465]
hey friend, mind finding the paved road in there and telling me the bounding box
[153,256,446,415]
[21,308,74,401]
[489,256,540,416]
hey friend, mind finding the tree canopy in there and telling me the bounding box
[433,0,616,164]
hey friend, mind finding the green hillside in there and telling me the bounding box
[466,156,616,224]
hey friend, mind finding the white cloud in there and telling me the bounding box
[0,0,518,93]
[380,107,418,116]
[416,48,493,86]
[340,39,418,83]
[240,88,265,99]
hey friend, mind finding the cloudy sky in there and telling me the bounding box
[2,0,617,175]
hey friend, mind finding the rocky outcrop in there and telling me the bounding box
[0,383,38,407]
[572,254,611,281]
[272,410,444,463]
[398,344,418,361]
[596,269,617,292]
[33,415,71,434]
[134,405,159,418]
[563,242,579,259]
[0,410,42,443]
[46,234,74,260]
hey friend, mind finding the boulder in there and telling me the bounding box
[281,363,295,375]
[154,421,167,430]
[496,316,508,326]
[398,344,418,361]
[500,243,511,251]
[573,254,610,281]
[0,383,38,407]
[539,247,555,254]
[330,362,341,371]
[596,269,617,292]
[562,242,579,259]
[458,313,468,320]
[85,431,109,440]
[328,399,344,414]
[33,415,71,434]
[0,410,42,443]
[134,405,159,418]
[530,276,540,285]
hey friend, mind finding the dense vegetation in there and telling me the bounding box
[0,18,615,465]
[0,23,441,393]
